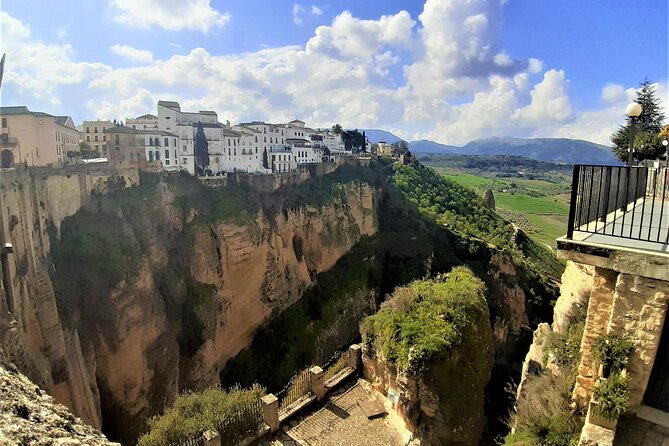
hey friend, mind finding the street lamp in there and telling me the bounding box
[663,139,668,168]
[625,102,642,166]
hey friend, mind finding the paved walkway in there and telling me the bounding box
[261,379,410,446]
[614,415,669,446]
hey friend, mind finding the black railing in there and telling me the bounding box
[216,399,264,443]
[567,165,668,244]
[276,368,312,414]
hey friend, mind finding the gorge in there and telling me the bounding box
[0,159,562,445]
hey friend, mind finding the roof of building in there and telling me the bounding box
[199,110,217,116]
[131,113,157,120]
[103,125,177,137]
[157,100,181,110]
[0,106,54,119]
[234,125,261,134]
[288,119,305,124]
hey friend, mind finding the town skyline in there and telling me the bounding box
[0,0,667,146]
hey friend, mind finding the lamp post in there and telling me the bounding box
[663,139,668,168]
[625,102,642,167]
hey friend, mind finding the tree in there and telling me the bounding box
[78,141,99,159]
[342,129,365,152]
[362,130,367,153]
[194,124,210,175]
[262,147,269,169]
[611,79,666,162]
[484,189,496,210]
[331,123,343,135]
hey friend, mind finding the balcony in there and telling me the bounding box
[558,165,669,255]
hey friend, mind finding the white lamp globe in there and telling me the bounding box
[626,102,642,117]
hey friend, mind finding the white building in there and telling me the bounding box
[126,114,159,131]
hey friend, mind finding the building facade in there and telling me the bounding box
[81,120,113,157]
[0,106,79,168]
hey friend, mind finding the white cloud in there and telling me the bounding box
[293,4,305,25]
[110,0,229,33]
[0,12,109,108]
[6,4,667,148]
[110,44,154,63]
[56,27,68,40]
[311,5,323,15]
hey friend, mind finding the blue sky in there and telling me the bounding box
[1,0,667,145]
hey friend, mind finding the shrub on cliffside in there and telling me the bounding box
[138,385,265,446]
[361,268,494,445]
[361,266,488,371]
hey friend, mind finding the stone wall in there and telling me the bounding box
[560,250,669,408]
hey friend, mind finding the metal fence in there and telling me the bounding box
[217,399,264,444]
[174,434,203,446]
[323,349,351,382]
[276,368,313,413]
[567,165,668,243]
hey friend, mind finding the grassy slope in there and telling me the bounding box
[435,168,571,248]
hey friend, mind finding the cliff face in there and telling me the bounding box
[0,167,379,444]
[0,356,119,446]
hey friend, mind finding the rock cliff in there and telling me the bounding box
[0,166,379,444]
[0,353,119,446]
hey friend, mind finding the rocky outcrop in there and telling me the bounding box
[362,299,494,445]
[1,167,379,444]
[0,359,119,446]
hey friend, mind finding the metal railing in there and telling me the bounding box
[276,368,313,413]
[323,349,351,383]
[566,165,668,244]
[216,399,264,443]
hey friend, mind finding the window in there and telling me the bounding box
[103,135,106,142]
[94,135,98,142]
[183,158,187,164]
[164,137,169,147]
[165,149,169,159]
[1,118,6,128]
[94,144,99,151]
[149,152,154,161]
[115,134,120,144]
[165,116,170,120]
[155,151,160,160]
[165,159,170,165]
[174,138,177,146]
[94,126,98,133]
[86,135,90,142]
[183,145,187,152]
[255,136,258,143]
[86,127,89,133]
[174,150,177,158]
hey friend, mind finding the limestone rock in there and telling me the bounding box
[0,361,119,446]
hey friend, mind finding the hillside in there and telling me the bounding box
[410,136,618,164]
[362,129,404,144]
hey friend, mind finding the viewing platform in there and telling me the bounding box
[555,164,669,446]
[558,164,669,258]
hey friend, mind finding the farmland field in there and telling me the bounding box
[430,166,571,248]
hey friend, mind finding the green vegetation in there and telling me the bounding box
[506,310,586,446]
[426,166,570,248]
[138,385,265,446]
[611,79,666,162]
[361,267,487,371]
[179,278,218,357]
[592,334,634,378]
[392,163,519,253]
[593,373,631,420]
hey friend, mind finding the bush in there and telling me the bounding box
[138,385,265,446]
[361,267,487,371]
[592,334,634,377]
[593,373,630,420]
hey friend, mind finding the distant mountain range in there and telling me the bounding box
[362,129,618,165]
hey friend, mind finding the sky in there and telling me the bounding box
[0,0,667,146]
